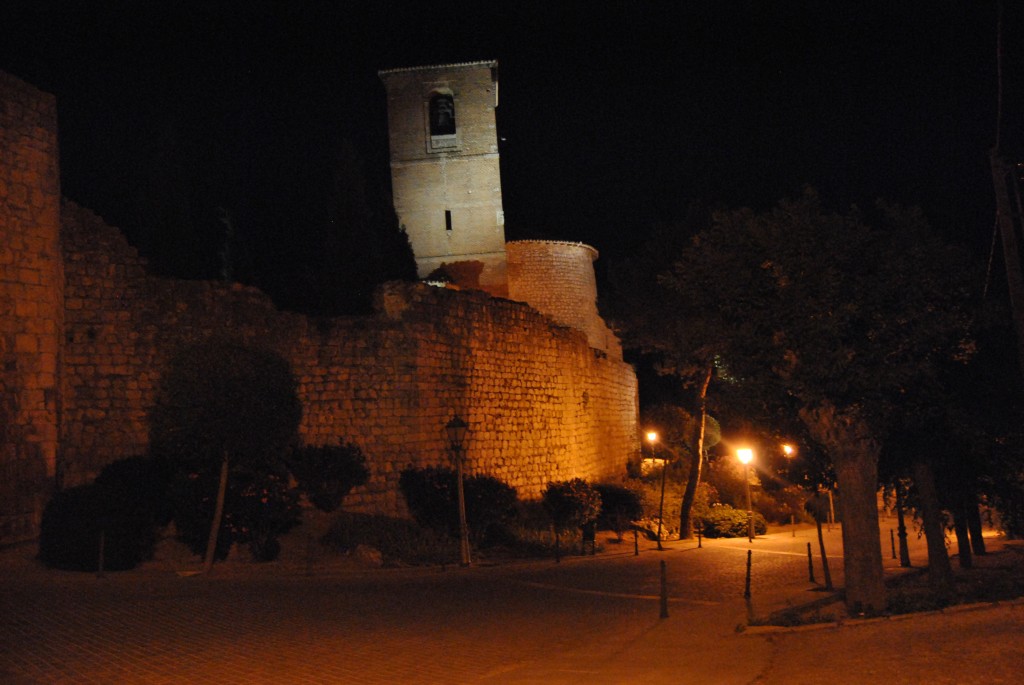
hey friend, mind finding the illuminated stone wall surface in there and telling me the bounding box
[0,72,63,542]
[506,240,622,358]
[0,70,639,541]
[59,210,638,515]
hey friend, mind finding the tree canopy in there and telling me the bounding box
[149,340,302,470]
[655,190,974,428]
[611,188,978,612]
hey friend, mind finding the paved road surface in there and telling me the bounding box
[2,522,1021,684]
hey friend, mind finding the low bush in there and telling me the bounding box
[286,443,369,513]
[323,511,458,566]
[594,483,643,539]
[398,466,518,546]
[169,467,301,562]
[698,504,768,538]
[464,474,518,545]
[541,479,602,531]
[38,456,172,572]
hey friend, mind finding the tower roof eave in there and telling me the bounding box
[378,60,498,80]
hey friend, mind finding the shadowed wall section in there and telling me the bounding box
[0,72,62,542]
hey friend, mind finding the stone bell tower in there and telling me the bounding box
[379,61,508,297]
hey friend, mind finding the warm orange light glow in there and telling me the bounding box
[646,431,658,444]
[737,447,754,464]
[782,444,794,456]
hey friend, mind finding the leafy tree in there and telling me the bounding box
[642,403,721,538]
[610,209,725,541]
[149,340,302,571]
[616,189,974,613]
[399,466,457,534]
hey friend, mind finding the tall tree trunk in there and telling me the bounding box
[990,152,1024,379]
[203,452,230,575]
[679,365,713,539]
[801,403,887,614]
[952,504,972,569]
[815,515,833,590]
[912,460,955,602]
[967,502,987,555]
[895,481,912,567]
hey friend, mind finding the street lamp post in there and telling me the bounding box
[737,448,754,543]
[782,444,796,536]
[446,416,471,567]
[647,431,668,551]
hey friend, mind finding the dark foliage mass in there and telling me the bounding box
[149,340,303,561]
[149,340,302,471]
[39,456,172,571]
[286,443,369,513]
[594,483,643,539]
[398,466,518,546]
[541,478,602,532]
[169,467,300,562]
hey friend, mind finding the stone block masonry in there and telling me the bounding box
[58,202,637,517]
[0,71,62,543]
[0,68,639,542]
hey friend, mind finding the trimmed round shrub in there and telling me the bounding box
[399,466,457,533]
[39,485,106,571]
[286,443,369,513]
[398,466,518,546]
[94,455,174,528]
[39,456,172,572]
[594,483,643,538]
[699,504,768,538]
[541,478,602,531]
[464,474,518,545]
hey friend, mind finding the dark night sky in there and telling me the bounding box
[1,1,1021,273]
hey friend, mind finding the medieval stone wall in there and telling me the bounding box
[58,204,638,517]
[0,69,639,542]
[507,240,622,358]
[0,72,62,542]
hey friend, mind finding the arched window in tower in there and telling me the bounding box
[429,94,456,136]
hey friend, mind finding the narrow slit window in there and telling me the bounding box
[445,210,453,232]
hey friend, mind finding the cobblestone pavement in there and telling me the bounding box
[1,523,1021,684]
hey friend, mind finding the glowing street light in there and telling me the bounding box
[446,416,471,567]
[647,431,670,551]
[782,444,796,536]
[737,447,754,543]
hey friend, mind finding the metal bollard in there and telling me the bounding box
[890,529,897,559]
[744,549,752,599]
[807,542,816,584]
[96,529,106,579]
[660,560,669,618]
[634,528,639,556]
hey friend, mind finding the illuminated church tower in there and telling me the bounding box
[379,61,508,297]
